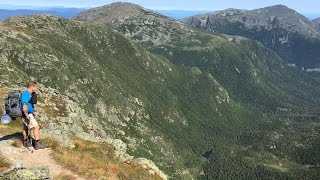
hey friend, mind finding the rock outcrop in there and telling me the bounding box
[0,167,52,180]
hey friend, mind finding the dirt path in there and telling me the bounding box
[0,133,84,179]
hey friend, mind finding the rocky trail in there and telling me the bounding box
[0,133,84,179]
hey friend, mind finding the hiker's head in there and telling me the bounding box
[27,81,38,92]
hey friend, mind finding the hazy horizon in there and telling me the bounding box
[0,3,319,20]
[0,0,319,13]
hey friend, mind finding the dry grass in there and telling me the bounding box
[54,173,77,180]
[51,136,162,180]
[43,138,61,150]
[0,153,11,172]
[0,88,9,100]
[11,138,22,147]
[0,117,22,136]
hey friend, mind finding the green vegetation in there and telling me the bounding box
[98,12,320,178]
[1,14,320,179]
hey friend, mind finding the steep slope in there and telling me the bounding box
[182,5,320,69]
[0,14,290,179]
[74,2,320,110]
[0,85,159,179]
[313,17,320,31]
[73,3,320,179]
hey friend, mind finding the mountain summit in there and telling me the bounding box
[75,2,170,25]
[182,5,320,69]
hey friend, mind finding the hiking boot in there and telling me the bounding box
[23,139,32,148]
[34,140,47,150]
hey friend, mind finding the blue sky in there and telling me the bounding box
[0,0,319,13]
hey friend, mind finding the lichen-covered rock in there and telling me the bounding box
[134,158,168,180]
[32,85,108,148]
[0,167,52,180]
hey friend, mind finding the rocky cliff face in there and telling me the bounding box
[182,5,320,69]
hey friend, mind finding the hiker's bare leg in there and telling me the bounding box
[23,125,29,140]
[33,124,40,141]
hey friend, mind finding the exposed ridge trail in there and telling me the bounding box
[0,133,84,179]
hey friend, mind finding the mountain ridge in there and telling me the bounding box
[73,3,320,178]
[1,3,320,178]
[313,17,320,30]
[182,5,320,69]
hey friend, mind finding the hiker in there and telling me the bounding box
[21,81,46,150]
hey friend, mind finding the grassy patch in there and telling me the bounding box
[0,153,11,172]
[43,138,61,150]
[54,173,77,180]
[0,118,22,136]
[50,136,161,180]
[11,138,22,148]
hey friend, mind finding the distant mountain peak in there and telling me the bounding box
[73,1,170,24]
[263,4,289,9]
[313,17,320,22]
[182,4,320,69]
[106,1,144,8]
[254,4,300,17]
[92,1,147,12]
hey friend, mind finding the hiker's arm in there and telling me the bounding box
[22,104,29,119]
